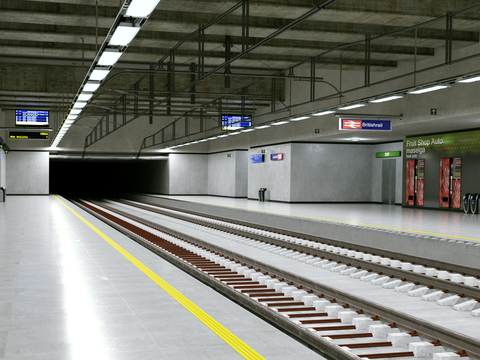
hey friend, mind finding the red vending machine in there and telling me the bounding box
[405,159,425,206]
[439,157,462,209]
[416,160,425,206]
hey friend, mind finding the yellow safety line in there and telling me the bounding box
[148,194,480,242]
[53,195,265,360]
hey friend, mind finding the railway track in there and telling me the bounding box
[71,197,480,360]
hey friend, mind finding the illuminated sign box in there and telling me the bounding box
[376,151,401,158]
[270,153,284,161]
[339,118,391,131]
[9,131,49,139]
[15,110,49,126]
[222,114,252,130]
[250,154,264,163]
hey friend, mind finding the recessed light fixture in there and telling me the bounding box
[408,84,449,94]
[126,0,162,18]
[338,103,366,110]
[290,116,310,121]
[312,110,336,116]
[109,23,141,46]
[370,95,404,103]
[83,82,101,92]
[78,93,94,102]
[97,49,123,66]
[72,102,87,109]
[457,74,480,83]
[272,120,290,125]
[89,67,110,81]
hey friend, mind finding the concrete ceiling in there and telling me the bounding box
[1,0,480,153]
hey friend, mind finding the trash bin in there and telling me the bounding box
[463,193,471,214]
[471,194,479,214]
[0,187,5,202]
[258,188,267,202]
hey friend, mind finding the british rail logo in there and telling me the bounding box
[342,120,362,129]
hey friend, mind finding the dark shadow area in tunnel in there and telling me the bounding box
[50,160,169,197]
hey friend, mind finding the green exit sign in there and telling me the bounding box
[376,151,401,158]
[227,154,231,157]
[431,108,437,115]
[261,149,266,153]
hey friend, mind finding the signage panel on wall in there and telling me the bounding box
[250,154,264,163]
[9,131,49,139]
[339,119,391,131]
[376,151,401,158]
[270,153,284,161]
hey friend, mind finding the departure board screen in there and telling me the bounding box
[222,115,252,130]
[15,110,49,126]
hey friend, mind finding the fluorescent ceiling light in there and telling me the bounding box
[199,139,208,142]
[457,75,480,83]
[370,95,404,103]
[313,110,335,116]
[78,93,93,102]
[67,114,78,120]
[229,131,241,135]
[350,138,361,142]
[272,120,290,125]
[70,109,82,115]
[217,134,229,138]
[255,124,271,129]
[290,116,310,121]
[97,50,123,66]
[109,23,141,46]
[64,120,74,124]
[126,0,162,17]
[408,84,449,94]
[73,102,87,109]
[89,67,110,81]
[241,128,255,132]
[338,103,366,110]
[83,82,101,92]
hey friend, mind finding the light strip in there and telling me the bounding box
[83,82,101,92]
[312,110,335,116]
[370,95,404,103]
[109,23,141,46]
[272,120,290,125]
[78,93,94,102]
[457,75,480,83]
[97,50,123,66]
[89,67,110,81]
[408,84,449,94]
[126,0,162,18]
[290,116,310,121]
[338,103,366,110]
[255,124,271,129]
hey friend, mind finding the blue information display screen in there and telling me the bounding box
[250,154,264,163]
[16,110,49,126]
[222,115,252,130]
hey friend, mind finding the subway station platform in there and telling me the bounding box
[0,196,325,360]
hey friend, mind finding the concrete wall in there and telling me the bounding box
[290,143,373,202]
[248,144,292,201]
[372,142,403,204]
[6,151,49,195]
[207,150,248,197]
[169,154,208,195]
[235,151,248,197]
[0,148,5,189]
